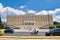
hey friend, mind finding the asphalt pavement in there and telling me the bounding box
[3,32,45,36]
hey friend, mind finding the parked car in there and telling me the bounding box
[4,29,14,33]
[0,29,5,35]
[45,28,60,36]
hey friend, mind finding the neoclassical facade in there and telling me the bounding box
[7,13,53,29]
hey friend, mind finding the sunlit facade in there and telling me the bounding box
[7,13,53,29]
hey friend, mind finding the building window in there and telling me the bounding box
[26,15,34,20]
[25,23,34,25]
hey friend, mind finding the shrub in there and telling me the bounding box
[3,24,11,29]
[56,25,60,28]
[49,26,55,29]
[13,28,20,29]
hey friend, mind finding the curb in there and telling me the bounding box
[0,36,60,39]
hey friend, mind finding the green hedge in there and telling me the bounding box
[56,25,60,28]
[13,28,20,29]
[49,26,55,29]
[49,25,60,29]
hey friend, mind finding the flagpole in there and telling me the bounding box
[6,7,8,23]
[48,11,50,29]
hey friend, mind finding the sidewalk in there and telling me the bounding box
[14,29,49,32]
[0,38,60,40]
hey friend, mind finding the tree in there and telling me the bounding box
[3,23,11,29]
[0,16,2,28]
[0,16,3,28]
[54,21,60,28]
[54,21,58,25]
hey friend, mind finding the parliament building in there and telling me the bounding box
[7,13,53,29]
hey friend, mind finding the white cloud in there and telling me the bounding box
[0,4,26,15]
[0,3,4,14]
[55,8,60,12]
[36,10,56,15]
[2,19,6,22]
[6,7,25,15]
[0,3,60,22]
[27,10,36,14]
[19,5,26,9]
[0,3,26,22]
[35,9,60,22]
[14,10,25,15]
[36,8,60,15]
[53,15,60,22]
[48,9,60,15]
[36,10,48,15]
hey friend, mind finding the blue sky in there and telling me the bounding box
[0,0,60,11]
[0,0,60,22]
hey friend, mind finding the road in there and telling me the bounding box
[3,32,45,36]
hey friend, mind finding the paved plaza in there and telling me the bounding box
[3,32,45,36]
[2,29,49,36]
